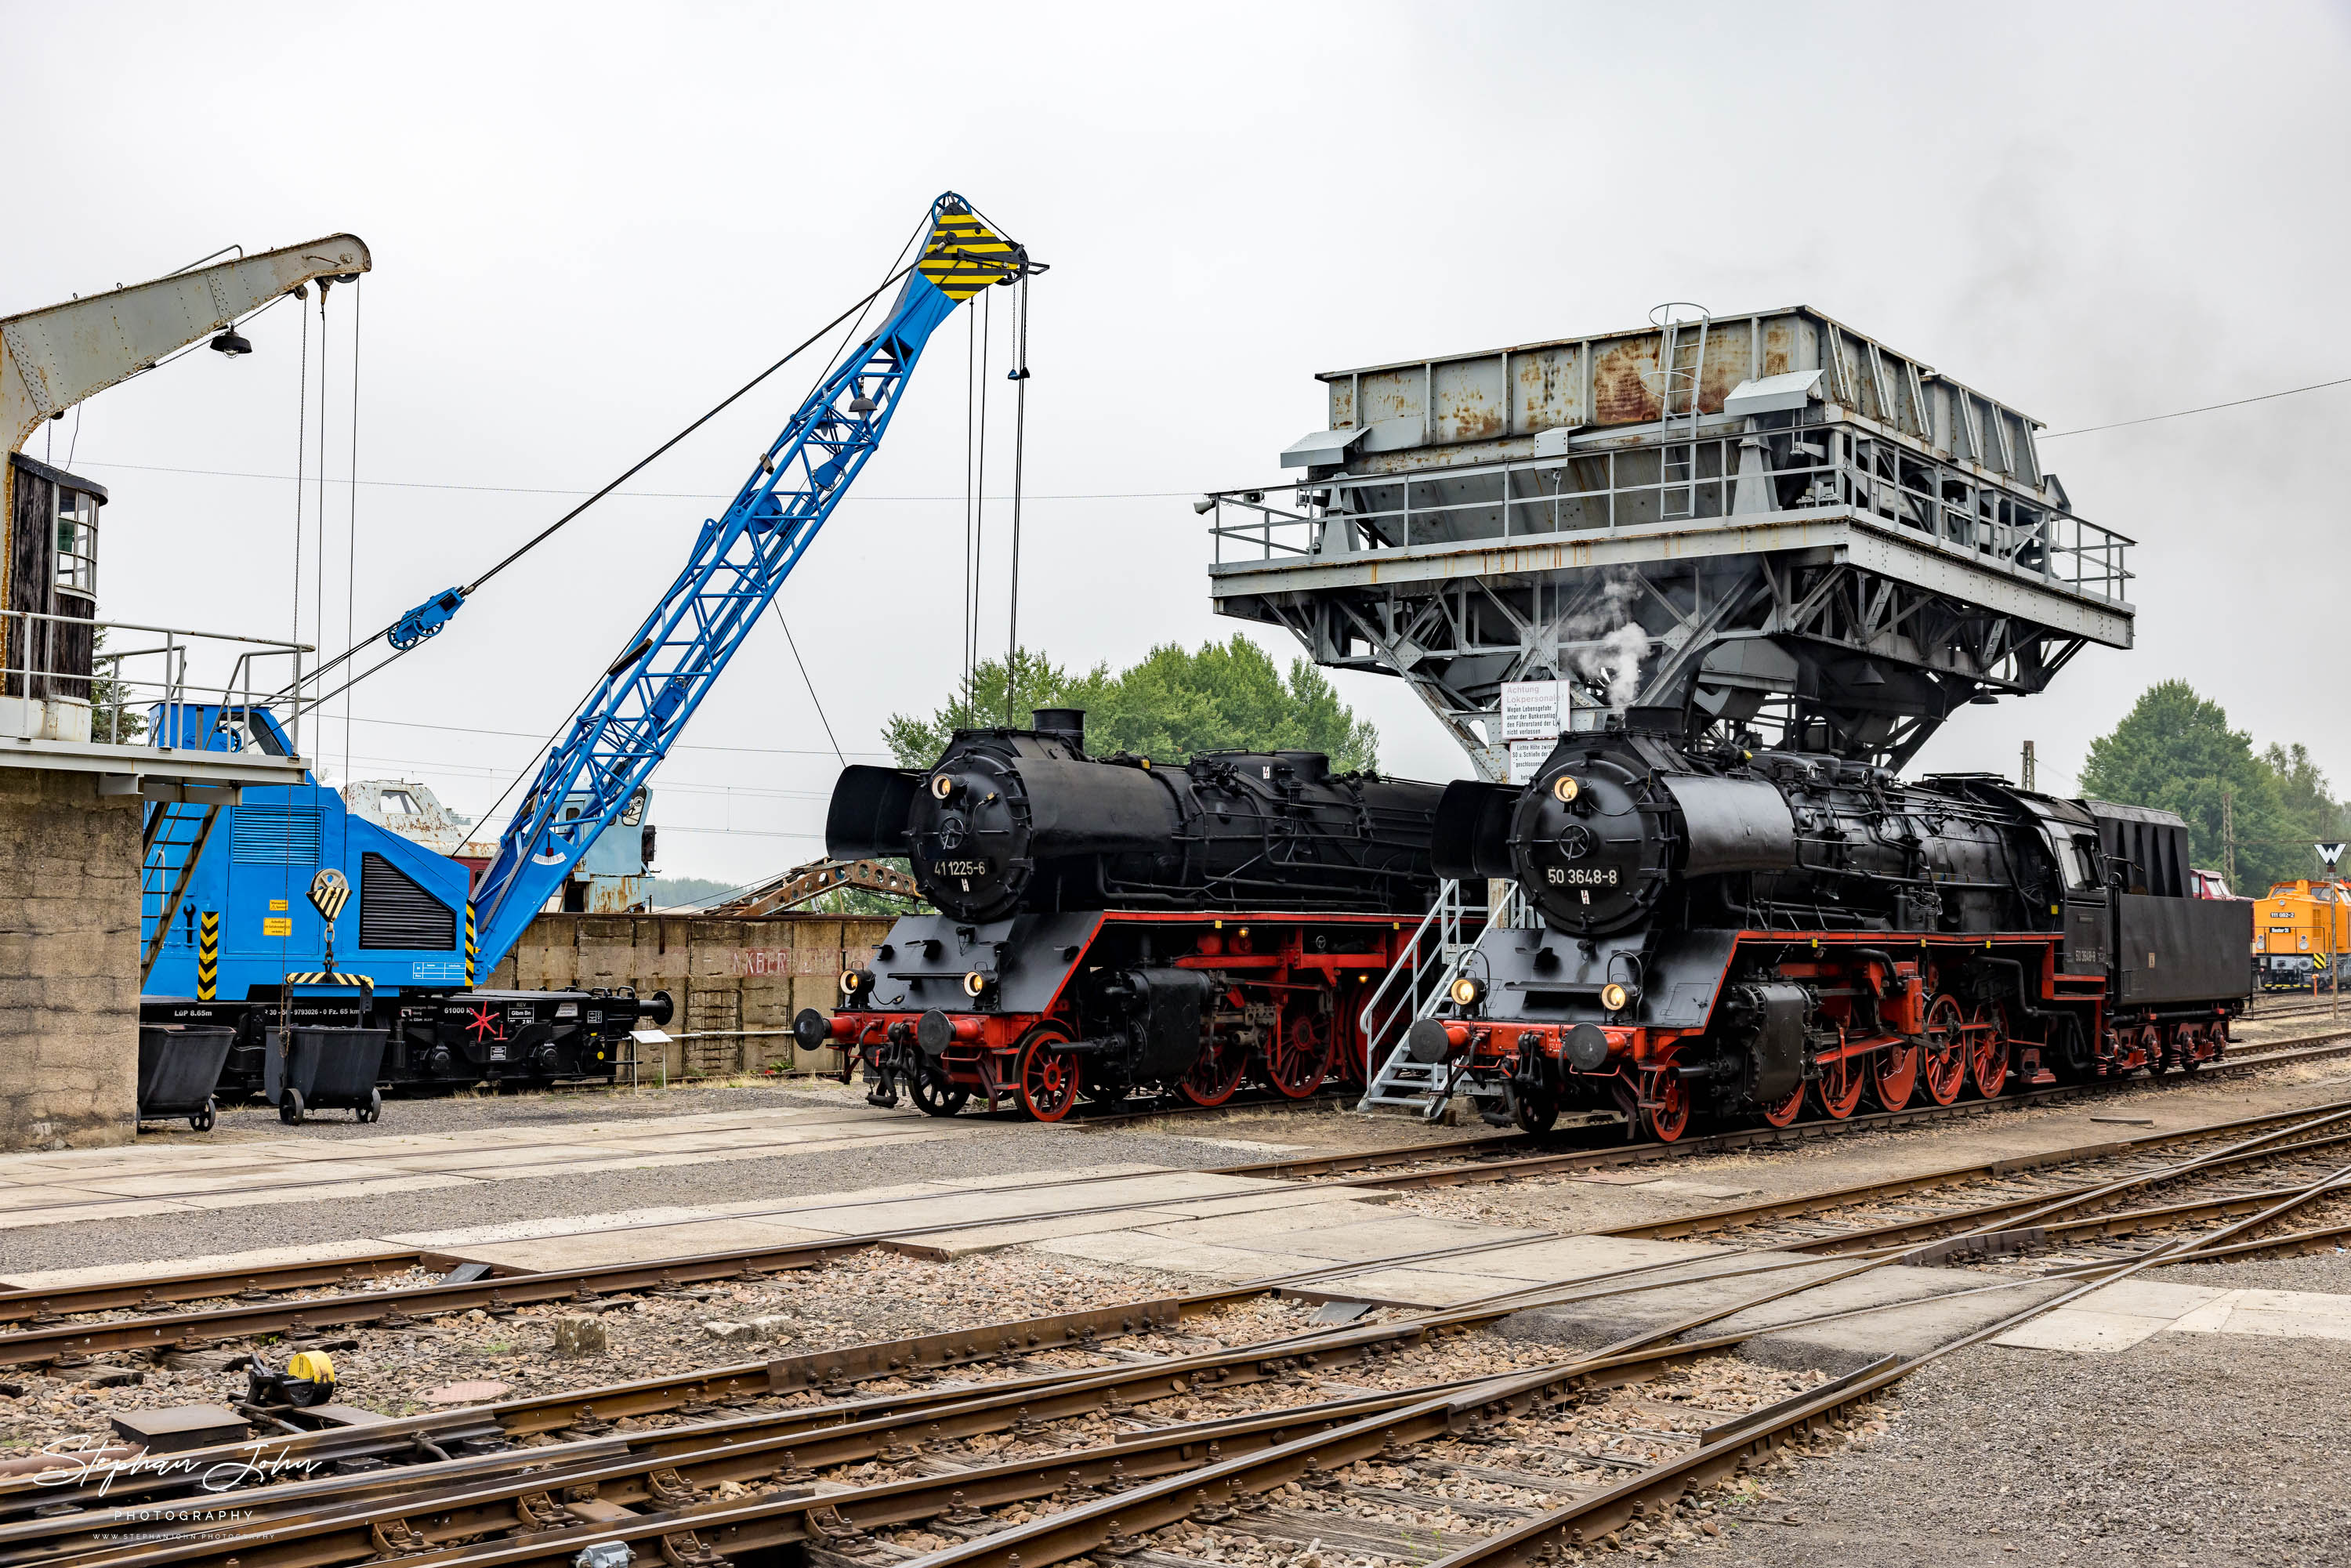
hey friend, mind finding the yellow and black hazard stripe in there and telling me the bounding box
[464,901,478,987]
[916,201,1018,302]
[284,971,377,992]
[197,911,219,1001]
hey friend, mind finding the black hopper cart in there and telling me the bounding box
[135,1021,235,1132]
[266,975,389,1125]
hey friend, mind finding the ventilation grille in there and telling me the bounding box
[230,804,321,865]
[359,852,458,951]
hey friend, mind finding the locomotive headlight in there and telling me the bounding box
[962,970,992,998]
[929,773,959,801]
[840,967,874,998]
[1449,975,1486,1007]
[1599,981,1632,1012]
[1552,775,1581,804]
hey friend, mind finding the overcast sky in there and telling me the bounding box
[11,2,2349,883]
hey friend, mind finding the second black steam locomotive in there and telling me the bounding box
[1413,715,2252,1140]
[799,708,1443,1119]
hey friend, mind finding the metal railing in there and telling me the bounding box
[0,607,310,756]
[1208,415,2134,603]
[1355,879,1488,1099]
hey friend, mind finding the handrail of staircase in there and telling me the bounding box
[1357,878,1480,1089]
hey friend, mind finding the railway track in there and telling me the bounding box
[5,1030,2350,1359]
[29,1103,2351,1568]
[5,1027,2337,1248]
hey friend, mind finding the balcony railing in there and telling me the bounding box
[1208,416,2133,605]
[0,607,310,756]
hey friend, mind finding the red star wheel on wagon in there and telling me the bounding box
[465,1004,505,1043]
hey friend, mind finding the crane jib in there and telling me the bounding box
[464,194,1030,965]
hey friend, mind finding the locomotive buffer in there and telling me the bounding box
[1202,305,2135,777]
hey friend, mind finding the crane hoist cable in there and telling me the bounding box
[275,222,936,717]
[1002,263,1032,723]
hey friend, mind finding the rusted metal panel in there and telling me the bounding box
[1511,344,1581,432]
[1314,306,2049,481]
[1431,354,1507,442]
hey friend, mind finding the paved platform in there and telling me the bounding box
[1993,1276,2351,1353]
[0,1105,986,1231]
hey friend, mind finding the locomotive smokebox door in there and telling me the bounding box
[1120,969,1215,1082]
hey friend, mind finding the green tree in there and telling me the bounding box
[883,637,1379,772]
[2262,743,2351,878]
[2078,682,2303,890]
[89,628,146,743]
[882,649,1115,766]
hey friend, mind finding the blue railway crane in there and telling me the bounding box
[143,194,1034,1093]
[467,196,1022,965]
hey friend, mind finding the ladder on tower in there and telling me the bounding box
[1654,304,1710,522]
[139,801,221,986]
[1356,879,1492,1114]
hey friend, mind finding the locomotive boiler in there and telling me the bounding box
[800,709,1444,1119]
[1414,718,2252,1140]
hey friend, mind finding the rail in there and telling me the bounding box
[1207,411,2134,604]
[0,606,310,756]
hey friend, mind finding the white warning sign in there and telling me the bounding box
[1499,680,1564,741]
[1507,740,1552,785]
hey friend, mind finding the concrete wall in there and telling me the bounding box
[0,769,140,1149]
[489,911,893,1080]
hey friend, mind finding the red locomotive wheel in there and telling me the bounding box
[1969,1003,2011,1099]
[2175,1023,2207,1074]
[1179,1037,1248,1107]
[1811,1048,1866,1121]
[1641,1070,1692,1143]
[1328,1015,1369,1092]
[1016,1029,1081,1122]
[1871,1039,1919,1113]
[1264,1012,1332,1099]
[1919,995,1967,1106]
[1758,1081,1806,1128]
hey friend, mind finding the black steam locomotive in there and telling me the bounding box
[1414,716,2252,1140]
[800,708,1443,1119]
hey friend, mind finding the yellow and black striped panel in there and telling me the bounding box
[464,901,478,988]
[917,203,1016,302]
[285,971,376,991]
[197,911,219,1002]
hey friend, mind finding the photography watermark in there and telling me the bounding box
[29,1432,324,1497]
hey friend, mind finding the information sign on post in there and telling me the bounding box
[1500,680,1567,786]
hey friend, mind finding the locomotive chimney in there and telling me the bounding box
[1031,708,1085,752]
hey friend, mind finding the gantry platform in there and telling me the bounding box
[1204,306,2132,773]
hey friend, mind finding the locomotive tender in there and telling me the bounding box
[799,709,1443,1120]
[1413,715,2255,1140]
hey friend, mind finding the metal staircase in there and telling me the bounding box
[139,801,220,985]
[1356,879,1493,1114]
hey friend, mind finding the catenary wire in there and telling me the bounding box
[277,251,929,705]
[421,221,933,861]
[67,458,1186,502]
[2039,373,2351,438]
